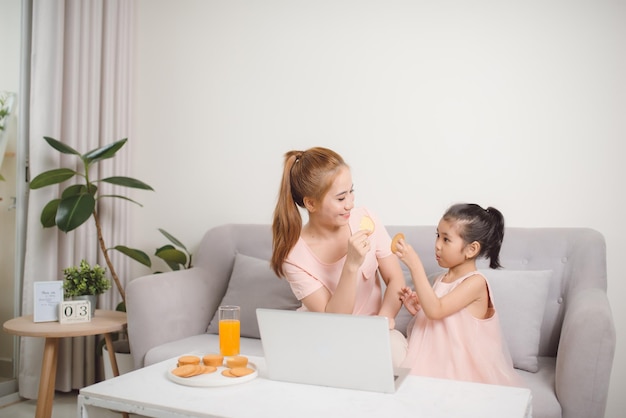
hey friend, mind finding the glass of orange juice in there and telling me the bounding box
[218,305,240,356]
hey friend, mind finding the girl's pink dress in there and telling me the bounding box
[401,271,526,387]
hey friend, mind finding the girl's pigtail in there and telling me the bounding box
[485,207,505,269]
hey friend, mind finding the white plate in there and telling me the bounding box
[166,360,258,387]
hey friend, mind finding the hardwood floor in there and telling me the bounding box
[0,391,79,417]
[0,390,131,417]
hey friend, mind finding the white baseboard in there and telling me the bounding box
[0,380,20,408]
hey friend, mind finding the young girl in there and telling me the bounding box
[270,147,407,365]
[394,203,525,387]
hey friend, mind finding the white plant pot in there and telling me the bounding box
[102,340,134,380]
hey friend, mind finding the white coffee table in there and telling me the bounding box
[78,354,532,418]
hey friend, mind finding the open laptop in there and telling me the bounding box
[256,308,409,393]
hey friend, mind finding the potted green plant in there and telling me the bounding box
[29,136,154,310]
[29,136,154,378]
[30,136,193,377]
[62,259,111,316]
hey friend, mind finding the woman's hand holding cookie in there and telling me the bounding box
[347,229,371,267]
[354,215,374,256]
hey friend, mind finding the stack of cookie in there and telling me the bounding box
[171,354,255,379]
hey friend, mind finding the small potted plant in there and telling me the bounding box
[62,259,112,316]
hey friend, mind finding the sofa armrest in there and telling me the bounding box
[126,267,223,369]
[556,288,616,418]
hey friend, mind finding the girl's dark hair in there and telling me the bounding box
[443,203,505,269]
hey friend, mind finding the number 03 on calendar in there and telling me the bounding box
[59,300,92,324]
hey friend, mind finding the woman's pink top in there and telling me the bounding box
[282,207,392,315]
[401,271,526,387]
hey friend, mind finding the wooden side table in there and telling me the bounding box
[2,309,127,418]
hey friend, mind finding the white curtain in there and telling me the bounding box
[19,0,133,398]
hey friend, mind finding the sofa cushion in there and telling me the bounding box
[483,269,552,373]
[207,253,301,338]
[516,357,562,418]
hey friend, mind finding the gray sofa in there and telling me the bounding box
[126,224,615,418]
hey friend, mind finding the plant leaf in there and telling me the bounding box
[111,246,152,268]
[167,263,181,271]
[155,247,187,266]
[56,193,95,232]
[100,176,154,191]
[61,184,85,197]
[158,228,188,251]
[40,199,60,227]
[30,168,77,189]
[43,137,81,155]
[98,194,144,207]
[61,184,97,198]
[83,138,127,164]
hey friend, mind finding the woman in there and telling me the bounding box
[271,147,407,365]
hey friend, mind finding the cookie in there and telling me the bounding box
[200,365,217,374]
[391,233,405,253]
[177,355,200,367]
[202,353,224,367]
[172,364,201,377]
[226,355,248,368]
[221,369,236,378]
[230,367,255,377]
[359,216,375,233]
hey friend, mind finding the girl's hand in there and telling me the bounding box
[399,286,421,315]
[393,238,422,270]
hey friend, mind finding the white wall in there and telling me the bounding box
[133,1,625,416]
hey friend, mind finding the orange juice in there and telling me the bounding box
[219,319,240,356]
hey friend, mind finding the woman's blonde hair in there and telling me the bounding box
[271,147,347,277]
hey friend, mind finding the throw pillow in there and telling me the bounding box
[207,253,301,338]
[481,269,552,373]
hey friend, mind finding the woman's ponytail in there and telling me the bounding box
[271,152,303,277]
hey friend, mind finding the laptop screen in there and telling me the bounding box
[256,308,408,393]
